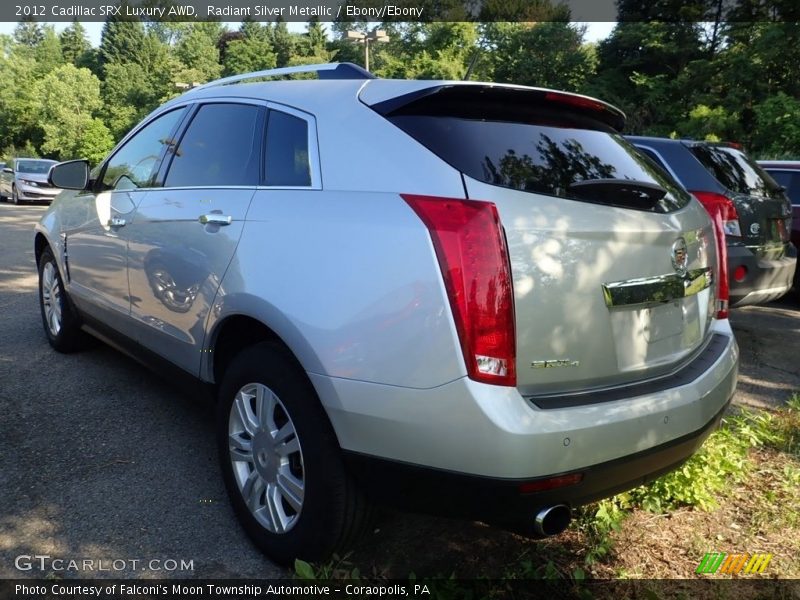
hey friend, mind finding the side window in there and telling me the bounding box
[101,108,185,192]
[165,103,262,188]
[264,110,311,187]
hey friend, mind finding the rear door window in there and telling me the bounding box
[688,145,784,199]
[390,114,691,212]
[165,103,263,188]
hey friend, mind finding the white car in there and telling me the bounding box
[36,63,738,564]
[0,158,60,204]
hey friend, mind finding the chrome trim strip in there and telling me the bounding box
[602,267,713,308]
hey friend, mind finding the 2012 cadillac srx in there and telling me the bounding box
[35,63,738,564]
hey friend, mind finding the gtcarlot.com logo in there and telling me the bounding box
[15,555,194,573]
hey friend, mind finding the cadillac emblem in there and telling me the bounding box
[671,237,689,276]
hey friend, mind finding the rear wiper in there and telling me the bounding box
[567,179,668,210]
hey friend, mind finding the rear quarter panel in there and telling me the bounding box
[205,189,467,389]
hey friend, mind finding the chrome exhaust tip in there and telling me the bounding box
[533,504,571,536]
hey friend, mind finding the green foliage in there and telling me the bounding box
[222,25,277,76]
[577,397,800,565]
[679,104,740,142]
[35,64,114,163]
[753,93,800,158]
[294,554,362,580]
[2,16,800,163]
[60,22,92,67]
[483,22,595,91]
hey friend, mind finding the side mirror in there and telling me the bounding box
[2,167,12,174]
[49,159,90,190]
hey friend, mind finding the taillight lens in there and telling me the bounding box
[692,192,731,319]
[692,191,742,237]
[402,194,516,386]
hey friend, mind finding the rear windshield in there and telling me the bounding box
[689,145,784,199]
[390,115,691,212]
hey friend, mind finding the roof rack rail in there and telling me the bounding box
[193,62,375,91]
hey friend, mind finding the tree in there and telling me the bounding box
[33,26,65,76]
[60,21,92,67]
[173,22,223,82]
[99,17,147,69]
[13,21,43,48]
[35,64,114,163]
[373,23,477,80]
[270,21,297,67]
[482,22,595,91]
[222,21,277,76]
[589,21,705,133]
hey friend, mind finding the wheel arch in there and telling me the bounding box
[34,232,50,268]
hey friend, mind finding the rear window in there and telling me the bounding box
[689,145,784,199]
[389,115,691,213]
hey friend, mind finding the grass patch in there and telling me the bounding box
[577,394,800,567]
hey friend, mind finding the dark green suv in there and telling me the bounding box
[627,137,796,307]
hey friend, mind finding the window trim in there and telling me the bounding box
[158,99,267,190]
[258,101,321,191]
[95,105,191,194]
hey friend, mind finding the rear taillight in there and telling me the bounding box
[693,192,731,319]
[402,194,516,386]
[691,191,742,237]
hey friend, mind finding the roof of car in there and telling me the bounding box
[164,62,627,129]
[758,160,800,169]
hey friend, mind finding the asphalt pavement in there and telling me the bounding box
[0,203,798,580]
[0,204,284,579]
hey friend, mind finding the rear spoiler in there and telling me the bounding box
[370,84,626,131]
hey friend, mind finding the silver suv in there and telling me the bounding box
[36,63,738,564]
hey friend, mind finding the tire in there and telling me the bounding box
[217,342,370,565]
[11,185,20,205]
[38,247,87,352]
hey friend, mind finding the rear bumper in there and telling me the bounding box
[728,243,797,307]
[313,320,738,520]
[344,397,730,526]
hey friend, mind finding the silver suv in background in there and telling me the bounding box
[0,158,60,204]
[36,63,738,564]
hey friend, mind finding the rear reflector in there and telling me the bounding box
[733,265,747,282]
[519,473,584,494]
[402,194,516,386]
[692,192,731,319]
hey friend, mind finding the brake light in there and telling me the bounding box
[694,193,731,319]
[691,191,742,237]
[402,194,516,386]
[544,91,608,114]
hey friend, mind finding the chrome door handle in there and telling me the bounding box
[199,214,232,226]
[108,217,126,228]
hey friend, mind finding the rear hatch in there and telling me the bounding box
[688,144,793,259]
[364,83,719,396]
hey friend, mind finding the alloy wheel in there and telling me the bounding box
[41,261,62,337]
[228,383,305,534]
